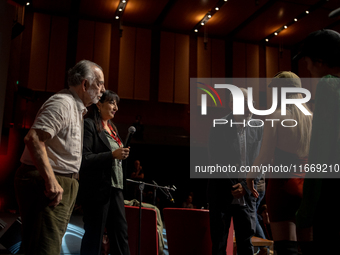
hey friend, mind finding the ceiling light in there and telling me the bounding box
[306,10,309,14]
[274,32,278,36]
[201,22,205,26]
[208,15,212,18]
[284,25,287,29]
[115,16,119,19]
[215,7,219,11]
[294,18,298,21]
[122,0,126,3]
[26,2,30,5]
[265,39,269,42]
[194,29,198,32]
[119,8,123,11]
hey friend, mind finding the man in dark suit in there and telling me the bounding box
[207,88,263,255]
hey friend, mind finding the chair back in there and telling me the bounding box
[125,205,158,255]
[163,208,233,255]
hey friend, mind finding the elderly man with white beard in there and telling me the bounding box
[14,60,105,255]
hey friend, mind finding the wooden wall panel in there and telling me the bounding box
[266,46,279,108]
[76,20,95,63]
[246,44,259,104]
[278,48,291,73]
[211,39,225,77]
[28,13,51,91]
[232,42,246,91]
[134,28,151,101]
[118,26,136,99]
[159,31,175,103]
[93,22,111,85]
[266,46,279,78]
[232,42,246,78]
[174,34,189,104]
[211,39,226,106]
[246,44,259,78]
[46,16,68,92]
[197,37,211,78]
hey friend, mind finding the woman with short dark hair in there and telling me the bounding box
[78,90,130,255]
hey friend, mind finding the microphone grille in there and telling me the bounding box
[128,126,136,133]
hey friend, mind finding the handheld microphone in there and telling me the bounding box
[124,126,136,148]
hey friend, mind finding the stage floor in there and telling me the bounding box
[0,212,169,255]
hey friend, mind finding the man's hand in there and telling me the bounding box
[231,183,246,199]
[44,177,64,207]
[246,178,259,198]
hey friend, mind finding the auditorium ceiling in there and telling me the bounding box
[24,0,340,47]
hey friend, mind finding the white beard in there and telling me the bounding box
[87,87,100,104]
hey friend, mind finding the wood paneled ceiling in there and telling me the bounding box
[29,0,340,47]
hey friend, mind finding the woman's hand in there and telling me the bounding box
[246,178,259,198]
[112,147,130,160]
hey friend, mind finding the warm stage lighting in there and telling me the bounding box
[115,0,127,20]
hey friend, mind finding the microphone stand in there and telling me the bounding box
[126,179,176,255]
